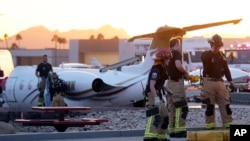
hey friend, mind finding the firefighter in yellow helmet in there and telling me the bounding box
[201,34,235,129]
[143,48,172,141]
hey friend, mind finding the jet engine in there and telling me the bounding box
[92,78,114,92]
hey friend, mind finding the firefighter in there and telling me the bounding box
[143,48,172,141]
[49,72,67,107]
[201,34,235,129]
[166,38,190,138]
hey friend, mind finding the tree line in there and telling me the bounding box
[0,33,119,49]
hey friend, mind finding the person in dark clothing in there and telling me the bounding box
[49,72,67,106]
[143,48,172,141]
[166,38,190,138]
[201,34,235,129]
[35,55,53,106]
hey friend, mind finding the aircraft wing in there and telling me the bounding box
[182,19,242,31]
[127,33,155,42]
[127,18,242,42]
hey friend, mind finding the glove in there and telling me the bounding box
[229,83,236,92]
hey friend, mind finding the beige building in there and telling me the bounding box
[69,39,120,66]
[9,49,68,67]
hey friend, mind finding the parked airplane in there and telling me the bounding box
[2,18,243,108]
[58,58,103,69]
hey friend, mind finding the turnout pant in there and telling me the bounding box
[202,78,233,129]
[37,77,47,104]
[167,80,188,134]
[144,92,169,141]
[52,93,66,107]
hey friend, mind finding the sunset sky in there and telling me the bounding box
[0,0,249,38]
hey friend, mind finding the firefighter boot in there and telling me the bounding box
[157,138,171,141]
[174,131,187,138]
[143,138,158,141]
[37,96,44,107]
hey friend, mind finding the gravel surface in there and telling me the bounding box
[10,105,250,133]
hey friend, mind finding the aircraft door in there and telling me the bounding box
[5,77,18,102]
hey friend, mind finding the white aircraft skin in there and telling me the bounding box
[2,18,243,107]
[58,63,93,69]
[229,64,250,73]
[58,58,103,69]
[4,49,155,107]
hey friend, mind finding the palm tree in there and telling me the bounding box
[10,42,18,49]
[112,36,119,39]
[51,34,58,49]
[89,35,95,40]
[52,34,59,65]
[57,37,62,49]
[96,33,104,40]
[61,37,67,49]
[4,33,8,49]
[16,34,22,47]
[56,37,67,49]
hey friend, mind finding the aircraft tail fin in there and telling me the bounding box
[121,46,155,74]
[90,58,103,69]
